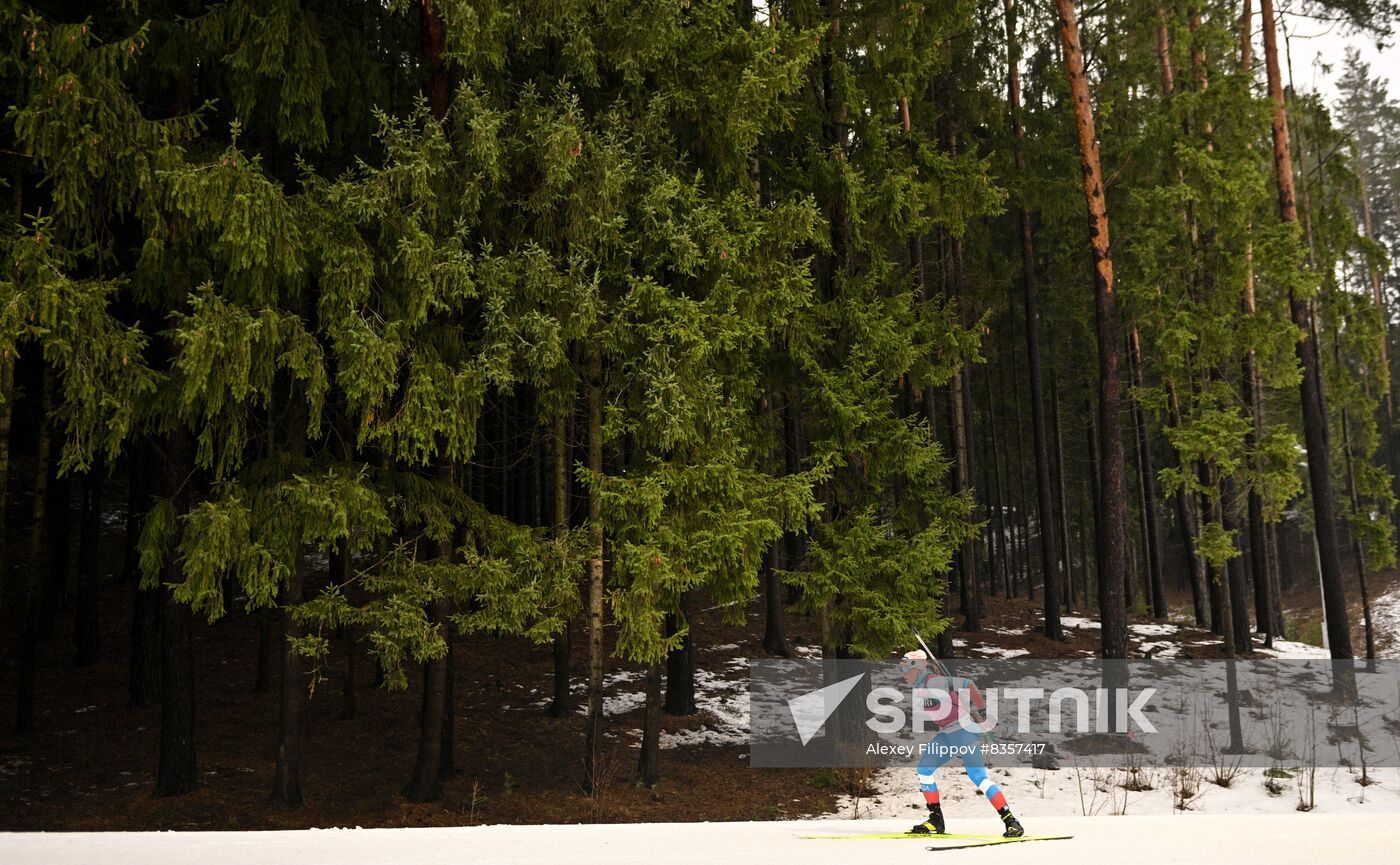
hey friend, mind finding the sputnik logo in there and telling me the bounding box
[787,673,866,746]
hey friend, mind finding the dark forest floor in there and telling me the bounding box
[0,571,843,830]
[1,511,1395,830]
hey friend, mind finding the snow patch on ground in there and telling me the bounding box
[540,656,752,744]
[594,691,647,717]
[1255,637,1330,659]
[971,646,1030,658]
[1136,640,1180,658]
[831,763,1400,820]
[1059,616,1101,630]
[1372,587,1400,657]
[1128,623,1179,637]
[812,587,1400,821]
[659,666,749,749]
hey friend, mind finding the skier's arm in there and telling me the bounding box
[964,678,988,724]
[965,679,985,711]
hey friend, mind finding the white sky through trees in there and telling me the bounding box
[1281,4,1400,103]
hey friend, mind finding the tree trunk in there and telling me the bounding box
[977,419,997,592]
[14,361,53,735]
[155,425,197,797]
[440,634,455,781]
[1267,522,1287,637]
[1157,1,1213,629]
[1078,488,1096,610]
[1008,340,1033,601]
[1128,333,1166,618]
[272,372,315,810]
[406,461,456,802]
[1200,472,1236,661]
[1002,357,1026,599]
[403,605,449,802]
[0,354,12,623]
[1336,332,1377,665]
[761,391,791,656]
[255,405,275,693]
[1356,164,1397,525]
[1221,477,1253,654]
[393,21,457,798]
[1050,375,1076,608]
[783,396,807,606]
[421,0,449,120]
[762,536,790,656]
[1260,0,1352,659]
[1237,0,1275,648]
[584,347,606,795]
[950,365,977,628]
[939,125,979,628]
[985,365,1011,599]
[664,593,697,715]
[74,459,104,666]
[126,440,161,708]
[550,621,572,718]
[271,553,307,809]
[252,607,274,692]
[1155,5,1176,95]
[1057,0,1128,659]
[119,450,147,585]
[1168,387,1210,626]
[1242,261,1275,647]
[1239,0,1253,72]
[1245,445,1273,646]
[39,462,72,641]
[550,404,573,718]
[637,659,663,789]
[1204,491,1221,632]
[945,296,975,620]
[1006,0,1060,637]
[961,363,983,621]
[1084,398,1101,611]
[331,537,357,721]
[1202,470,1246,750]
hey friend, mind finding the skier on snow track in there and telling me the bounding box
[900,648,1025,838]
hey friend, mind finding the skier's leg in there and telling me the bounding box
[959,733,1024,837]
[962,763,1007,810]
[909,733,950,834]
[916,745,946,806]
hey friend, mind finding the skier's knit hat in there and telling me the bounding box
[901,648,953,680]
[899,649,929,673]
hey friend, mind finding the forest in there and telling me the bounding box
[3,0,1400,826]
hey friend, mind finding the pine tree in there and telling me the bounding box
[1003,0,1061,638]
[1259,0,1353,659]
[1054,0,1128,660]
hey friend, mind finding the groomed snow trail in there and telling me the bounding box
[0,815,1385,865]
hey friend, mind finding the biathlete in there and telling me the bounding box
[900,649,1024,838]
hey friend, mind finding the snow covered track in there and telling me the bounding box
[0,815,1385,865]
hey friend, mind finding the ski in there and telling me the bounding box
[925,835,1074,851]
[799,832,1069,841]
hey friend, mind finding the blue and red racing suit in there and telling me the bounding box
[908,667,1008,812]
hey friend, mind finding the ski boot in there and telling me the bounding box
[908,803,946,835]
[999,809,1025,838]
